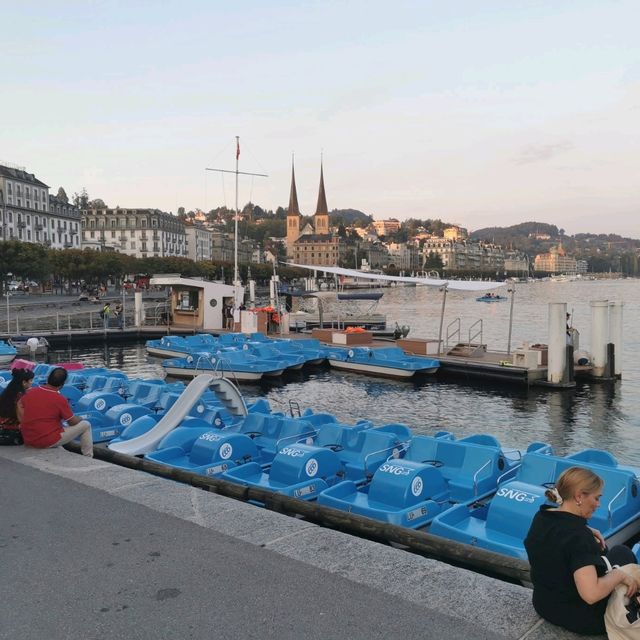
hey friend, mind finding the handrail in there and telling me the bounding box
[496,464,521,485]
[363,442,403,476]
[472,459,492,496]
[275,429,318,449]
[468,319,483,347]
[385,441,411,461]
[607,486,626,528]
[445,318,460,351]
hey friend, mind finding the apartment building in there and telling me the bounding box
[81,207,187,258]
[0,163,81,249]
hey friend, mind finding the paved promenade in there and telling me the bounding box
[0,446,603,640]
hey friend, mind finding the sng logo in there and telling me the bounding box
[94,399,106,411]
[281,447,305,458]
[197,404,205,414]
[496,487,537,503]
[305,458,318,477]
[380,463,411,476]
[199,432,221,442]
[219,443,233,459]
[411,477,423,497]
[119,413,132,426]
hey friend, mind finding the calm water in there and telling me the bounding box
[48,279,640,464]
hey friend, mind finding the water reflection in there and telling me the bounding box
[41,279,640,465]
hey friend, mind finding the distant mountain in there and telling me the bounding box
[329,208,372,225]
[470,222,560,242]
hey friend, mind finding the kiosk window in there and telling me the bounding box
[178,290,199,311]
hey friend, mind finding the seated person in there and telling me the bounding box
[524,467,638,635]
[19,367,94,457]
[0,368,34,445]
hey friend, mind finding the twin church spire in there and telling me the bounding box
[286,156,330,255]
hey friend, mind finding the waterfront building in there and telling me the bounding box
[534,244,577,274]
[288,160,346,267]
[504,251,530,277]
[185,222,214,262]
[421,237,505,273]
[386,242,421,271]
[0,163,81,249]
[81,207,187,258]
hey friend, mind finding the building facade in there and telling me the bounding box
[81,207,187,258]
[534,244,577,274]
[372,218,400,236]
[0,163,81,249]
[185,223,213,262]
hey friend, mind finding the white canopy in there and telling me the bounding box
[284,263,506,292]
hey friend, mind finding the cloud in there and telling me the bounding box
[514,141,573,165]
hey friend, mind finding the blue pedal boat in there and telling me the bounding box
[0,340,17,366]
[222,443,345,501]
[318,432,521,528]
[429,446,640,560]
[476,294,507,302]
[161,348,290,381]
[325,346,439,379]
[146,334,219,358]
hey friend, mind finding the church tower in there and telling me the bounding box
[314,160,329,235]
[286,157,301,257]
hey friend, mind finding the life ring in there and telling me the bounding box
[271,313,280,324]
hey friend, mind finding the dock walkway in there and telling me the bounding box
[0,446,603,640]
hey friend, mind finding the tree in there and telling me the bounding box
[73,188,90,209]
[88,198,107,208]
[56,187,69,203]
[423,251,444,271]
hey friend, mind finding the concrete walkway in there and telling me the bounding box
[0,446,604,640]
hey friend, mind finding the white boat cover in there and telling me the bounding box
[284,263,506,292]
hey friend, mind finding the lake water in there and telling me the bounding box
[48,279,640,465]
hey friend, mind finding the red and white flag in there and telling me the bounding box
[236,139,240,160]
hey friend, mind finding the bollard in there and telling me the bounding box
[609,302,623,377]
[590,300,609,377]
[547,302,567,384]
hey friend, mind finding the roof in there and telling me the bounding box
[287,160,301,217]
[294,233,339,243]
[315,162,328,216]
[0,165,49,188]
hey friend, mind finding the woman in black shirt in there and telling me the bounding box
[524,467,639,635]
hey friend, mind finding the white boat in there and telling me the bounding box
[8,336,50,356]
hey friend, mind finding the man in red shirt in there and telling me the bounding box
[20,367,93,457]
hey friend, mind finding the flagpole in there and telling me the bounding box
[234,135,240,287]
[205,137,268,305]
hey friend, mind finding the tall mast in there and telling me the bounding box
[234,135,239,285]
[206,137,267,298]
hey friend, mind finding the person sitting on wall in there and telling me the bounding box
[19,367,94,457]
[0,368,34,446]
[524,467,638,636]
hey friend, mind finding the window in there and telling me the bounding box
[90,231,95,238]
[130,242,136,249]
[111,231,116,238]
[111,219,116,228]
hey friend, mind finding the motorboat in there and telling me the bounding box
[476,294,507,302]
[0,340,17,366]
[8,336,50,356]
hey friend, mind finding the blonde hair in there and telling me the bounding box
[545,466,604,504]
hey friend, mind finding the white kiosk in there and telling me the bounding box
[149,275,241,332]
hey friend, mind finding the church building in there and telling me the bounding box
[286,160,345,266]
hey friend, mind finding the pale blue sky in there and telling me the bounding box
[2,0,639,236]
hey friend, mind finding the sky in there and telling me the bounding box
[2,0,639,237]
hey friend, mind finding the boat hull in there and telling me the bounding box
[147,346,187,358]
[328,359,419,379]
[163,366,263,381]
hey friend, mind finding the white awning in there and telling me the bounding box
[284,263,506,292]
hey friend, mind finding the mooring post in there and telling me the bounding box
[547,302,567,384]
[590,300,609,378]
[608,301,623,378]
